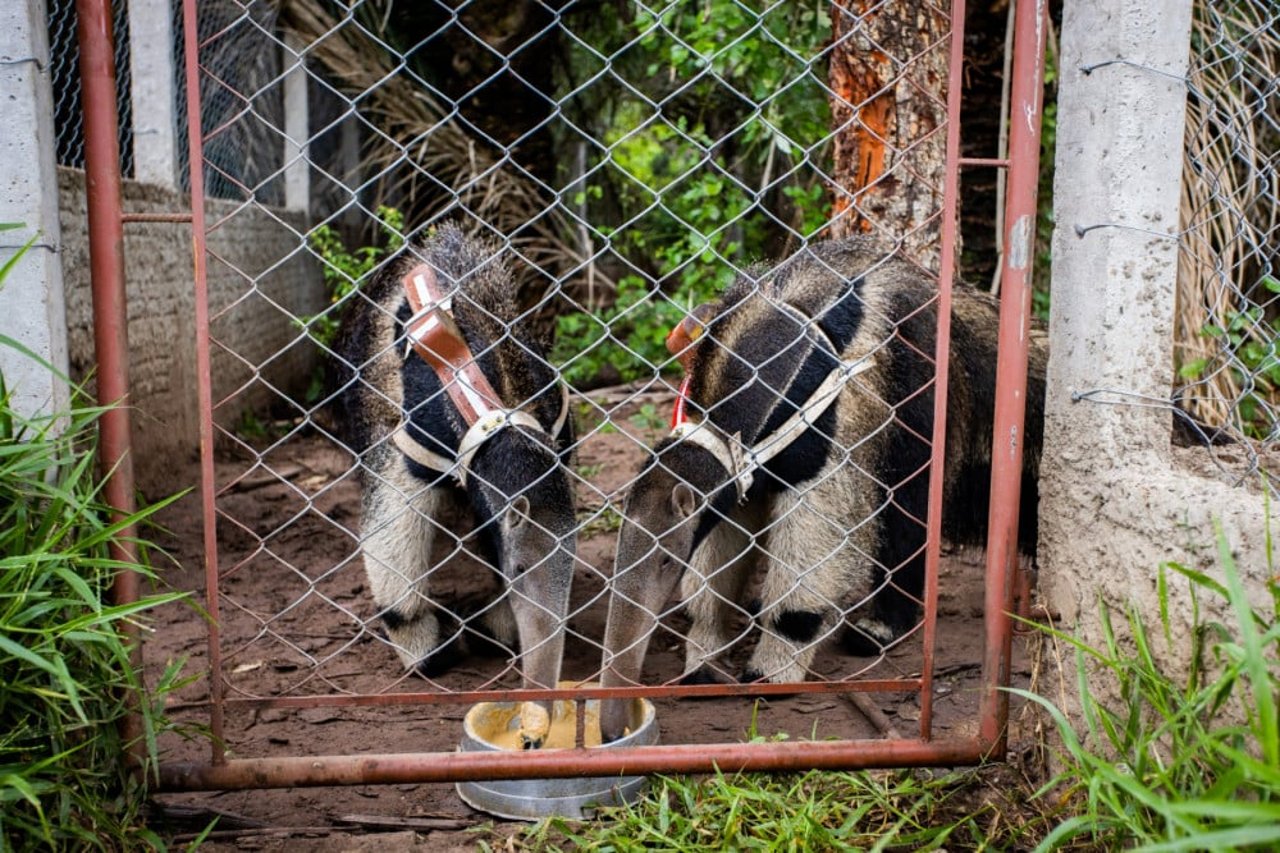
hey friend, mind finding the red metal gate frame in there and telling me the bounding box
[75,0,1047,791]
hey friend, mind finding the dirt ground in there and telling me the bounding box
[143,394,1031,849]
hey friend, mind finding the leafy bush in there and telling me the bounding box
[552,2,832,388]
[0,231,189,850]
[302,206,405,348]
[1015,522,1280,851]
[1178,275,1280,440]
[553,273,703,386]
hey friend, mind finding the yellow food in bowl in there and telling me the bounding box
[467,682,630,750]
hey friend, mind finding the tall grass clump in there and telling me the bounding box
[511,766,1048,852]
[1015,521,1280,852]
[1,232,188,850]
[505,706,1050,851]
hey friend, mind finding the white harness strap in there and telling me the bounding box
[669,420,744,488]
[392,427,454,474]
[392,262,572,486]
[393,383,570,486]
[454,409,547,485]
[669,302,877,501]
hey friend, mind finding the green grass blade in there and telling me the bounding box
[0,232,36,283]
[1136,823,1280,852]
[1214,521,1279,768]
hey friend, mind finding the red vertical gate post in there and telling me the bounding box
[180,0,227,764]
[74,0,142,762]
[980,0,1048,754]
[918,0,969,741]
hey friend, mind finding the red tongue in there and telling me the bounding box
[670,375,692,429]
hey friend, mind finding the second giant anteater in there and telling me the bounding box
[599,237,1046,742]
[337,225,576,747]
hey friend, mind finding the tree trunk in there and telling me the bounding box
[828,0,951,272]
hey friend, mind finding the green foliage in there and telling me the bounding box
[1178,275,1280,439]
[0,231,192,850]
[574,401,618,436]
[1013,521,1280,852]
[576,506,623,539]
[650,2,830,155]
[574,462,604,480]
[553,2,832,388]
[302,206,405,348]
[515,769,1032,852]
[233,408,271,441]
[507,712,1047,851]
[627,402,666,433]
[1032,29,1059,321]
[553,274,697,386]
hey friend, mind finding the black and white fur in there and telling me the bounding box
[336,225,576,701]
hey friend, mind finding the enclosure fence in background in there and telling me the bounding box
[173,0,286,201]
[70,0,1048,790]
[46,0,135,177]
[1175,0,1279,479]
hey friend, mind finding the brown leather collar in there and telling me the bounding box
[402,263,504,425]
[394,262,568,485]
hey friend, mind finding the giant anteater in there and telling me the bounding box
[599,237,1046,742]
[336,225,576,747]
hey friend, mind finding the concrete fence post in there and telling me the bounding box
[0,0,71,418]
[127,0,179,187]
[1045,0,1194,469]
[283,32,309,214]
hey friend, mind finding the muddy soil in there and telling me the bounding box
[145,395,1029,849]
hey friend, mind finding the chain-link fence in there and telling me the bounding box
[174,0,286,202]
[111,0,1050,790]
[1173,0,1279,481]
[46,0,134,177]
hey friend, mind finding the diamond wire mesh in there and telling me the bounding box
[45,0,135,177]
[175,0,284,202]
[1172,0,1279,483]
[180,0,1013,753]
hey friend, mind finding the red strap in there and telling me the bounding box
[670,374,692,429]
[666,305,715,429]
[402,264,504,426]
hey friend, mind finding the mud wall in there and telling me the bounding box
[58,167,324,497]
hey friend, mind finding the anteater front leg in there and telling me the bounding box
[744,480,880,684]
[360,444,462,676]
[679,505,761,684]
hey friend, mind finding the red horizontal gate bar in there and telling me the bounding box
[159,734,997,790]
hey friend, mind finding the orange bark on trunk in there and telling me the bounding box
[828,0,951,271]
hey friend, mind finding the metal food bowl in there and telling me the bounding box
[456,684,658,820]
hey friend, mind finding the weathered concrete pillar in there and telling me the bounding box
[1040,0,1268,687]
[283,33,309,213]
[1045,0,1192,466]
[127,0,179,187]
[0,0,71,418]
